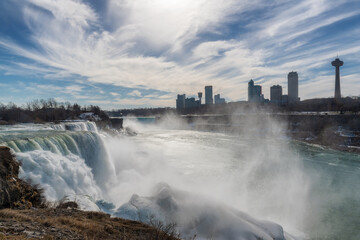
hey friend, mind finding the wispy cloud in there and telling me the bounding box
[128,90,142,97]
[110,92,120,96]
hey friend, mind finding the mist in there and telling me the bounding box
[99,114,309,239]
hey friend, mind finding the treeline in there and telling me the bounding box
[286,97,360,112]
[0,98,109,124]
[107,107,176,117]
[91,97,360,118]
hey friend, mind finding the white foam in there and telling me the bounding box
[16,150,101,201]
[51,121,98,133]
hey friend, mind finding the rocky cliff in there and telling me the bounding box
[0,146,43,209]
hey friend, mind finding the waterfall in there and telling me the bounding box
[0,121,115,201]
[51,121,98,133]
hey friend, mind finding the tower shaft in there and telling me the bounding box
[331,58,343,101]
[335,66,341,100]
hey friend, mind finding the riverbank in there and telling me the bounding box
[291,129,360,154]
[168,113,360,154]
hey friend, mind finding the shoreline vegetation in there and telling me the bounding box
[0,99,109,125]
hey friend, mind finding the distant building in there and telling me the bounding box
[288,71,299,104]
[281,95,288,105]
[205,86,213,105]
[248,80,263,102]
[214,94,226,104]
[270,85,282,104]
[176,94,185,110]
[332,58,344,101]
[198,92,203,105]
[185,97,200,109]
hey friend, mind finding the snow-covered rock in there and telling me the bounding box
[115,183,287,240]
[79,112,101,121]
[61,194,101,212]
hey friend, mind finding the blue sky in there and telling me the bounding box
[0,0,359,109]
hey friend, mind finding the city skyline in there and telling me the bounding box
[0,1,360,109]
[178,57,348,108]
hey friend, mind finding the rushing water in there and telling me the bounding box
[0,119,359,240]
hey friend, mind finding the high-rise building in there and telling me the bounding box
[248,80,254,101]
[332,58,344,101]
[176,94,185,109]
[185,97,200,109]
[205,86,213,105]
[248,80,262,102]
[270,85,282,104]
[288,71,299,104]
[214,94,226,104]
[198,92,203,105]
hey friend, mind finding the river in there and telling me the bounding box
[0,118,359,240]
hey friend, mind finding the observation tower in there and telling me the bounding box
[331,58,344,101]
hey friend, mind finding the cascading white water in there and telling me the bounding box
[17,151,101,201]
[0,121,115,200]
[50,121,98,132]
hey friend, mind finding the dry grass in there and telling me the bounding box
[0,209,33,222]
[0,208,181,240]
[0,235,29,240]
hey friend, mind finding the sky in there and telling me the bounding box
[0,0,360,109]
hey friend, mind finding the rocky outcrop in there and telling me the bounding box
[109,118,123,129]
[0,146,43,209]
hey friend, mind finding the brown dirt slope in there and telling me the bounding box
[0,208,180,239]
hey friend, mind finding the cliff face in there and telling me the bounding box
[0,146,43,209]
